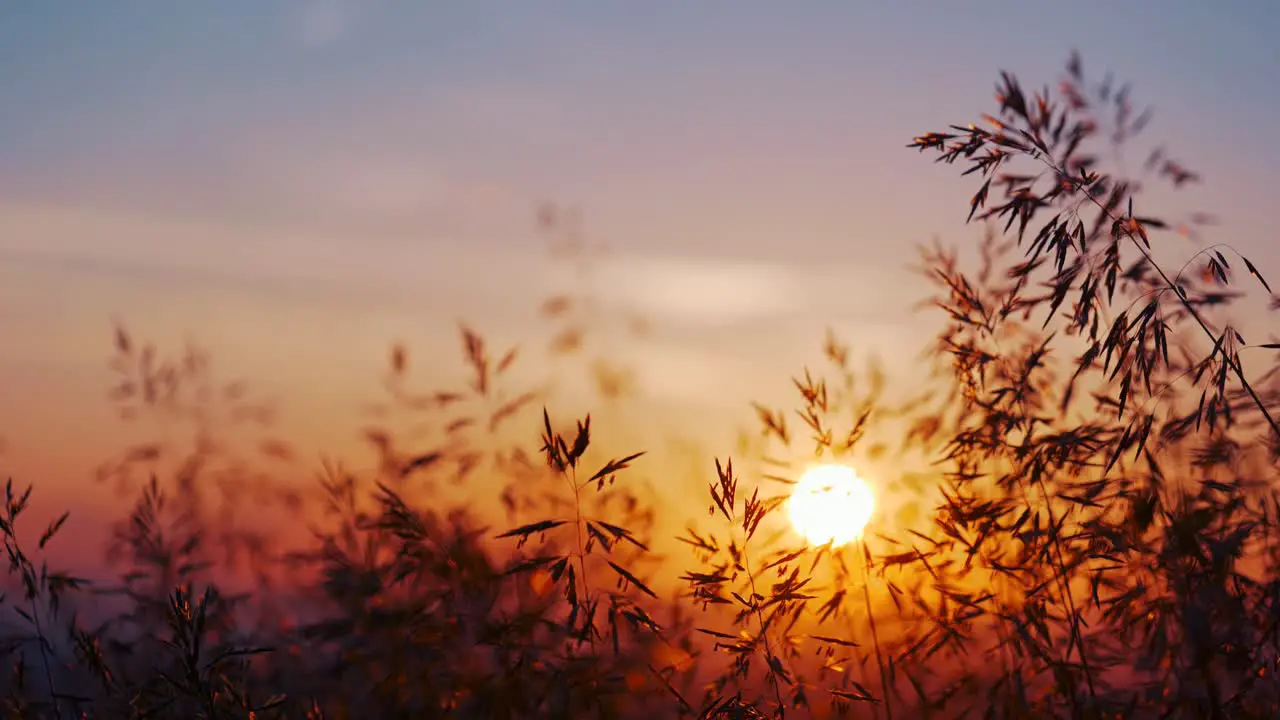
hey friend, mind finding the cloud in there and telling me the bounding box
[593,257,803,324]
[0,200,552,314]
[590,254,914,329]
[0,120,536,249]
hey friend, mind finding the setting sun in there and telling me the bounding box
[787,464,876,548]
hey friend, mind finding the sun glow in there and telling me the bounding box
[787,464,875,547]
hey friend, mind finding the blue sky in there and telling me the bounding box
[1,2,1278,490]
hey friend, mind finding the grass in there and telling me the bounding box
[3,53,1280,718]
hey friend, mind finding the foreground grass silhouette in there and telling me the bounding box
[4,54,1280,719]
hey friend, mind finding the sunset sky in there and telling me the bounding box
[1,2,1278,536]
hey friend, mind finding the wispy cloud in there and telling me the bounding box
[591,254,916,328]
[0,201,550,313]
[595,256,804,323]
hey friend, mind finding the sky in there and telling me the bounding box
[1,2,1278,543]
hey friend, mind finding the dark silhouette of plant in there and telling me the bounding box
[894,52,1280,718]
[0,479,87,719]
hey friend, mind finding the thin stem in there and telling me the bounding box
[566,465,607,718]
[835,553,879,719]
[31,601,63,720]
[1015,469,1098,719]
[957,285,1097,714]
[567,467,595,646]
[1135,238,1280,437]
[741,541,788,719]
[1035,152,1280,445]
[858,543,894,720]
[992,597,1027,715]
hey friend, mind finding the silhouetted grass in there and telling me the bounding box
[3,53,1279,719]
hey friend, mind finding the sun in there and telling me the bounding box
[787,464,875,548]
